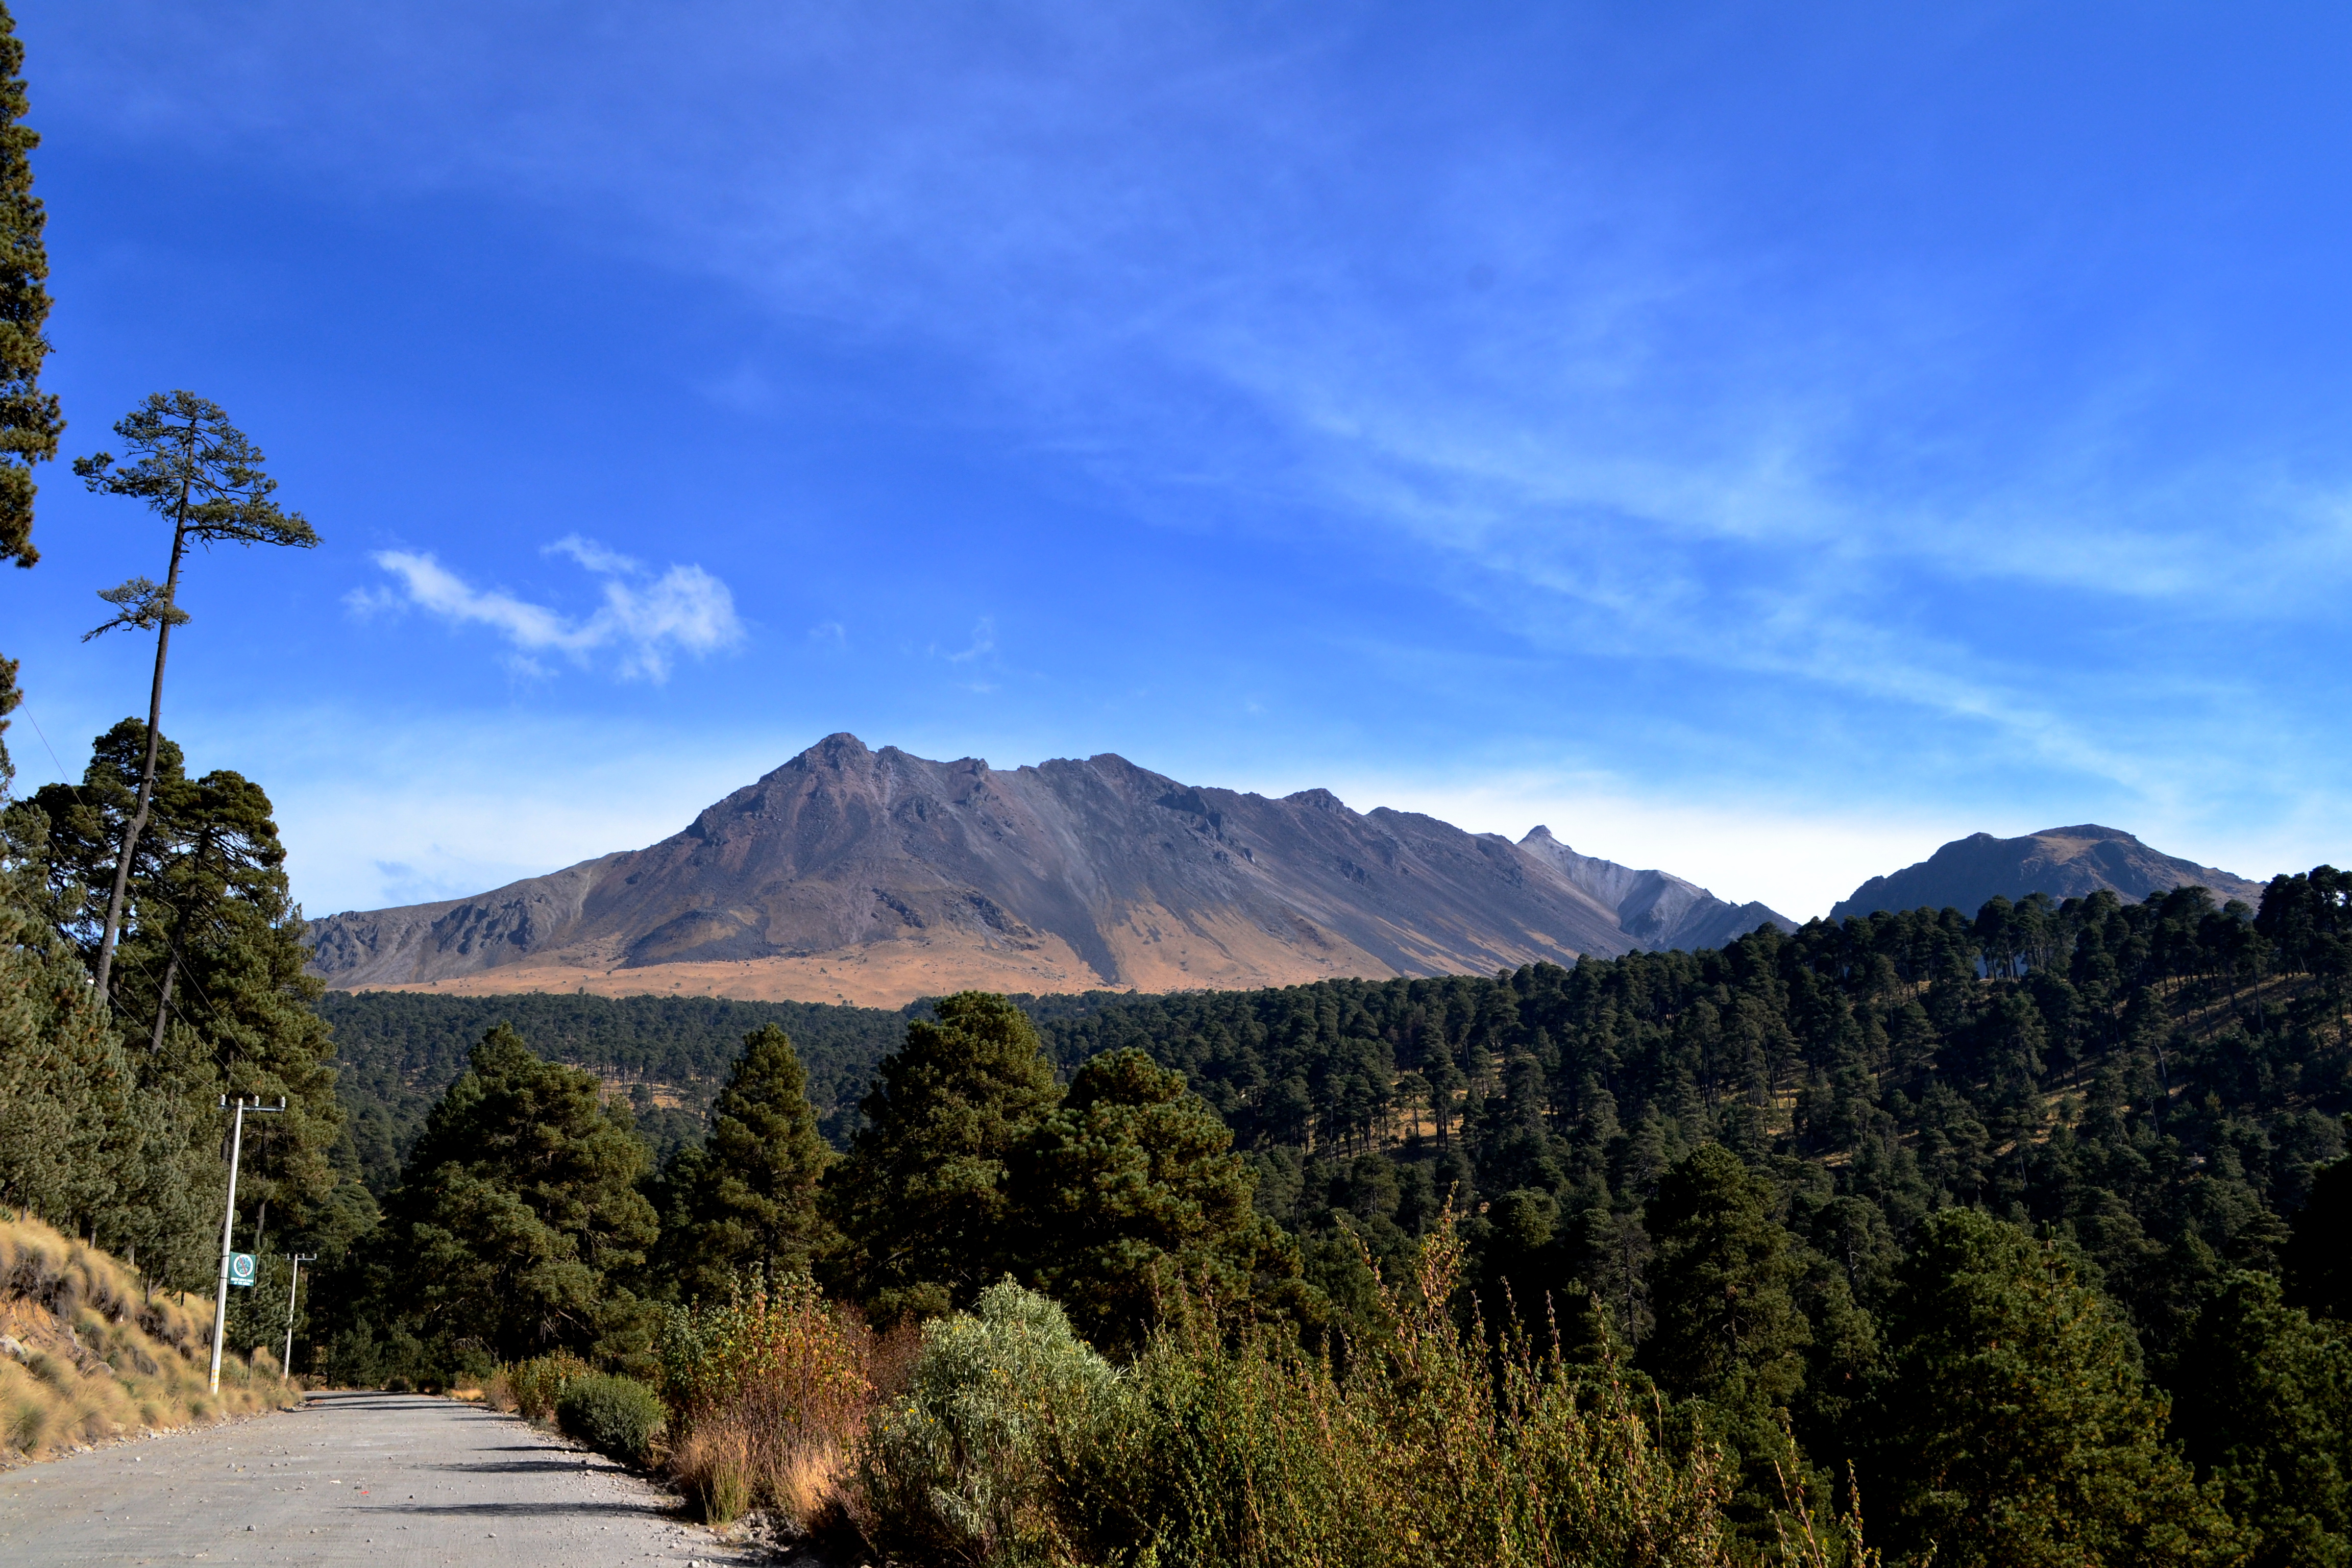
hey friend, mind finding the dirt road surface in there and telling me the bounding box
[0,1390,768,1565]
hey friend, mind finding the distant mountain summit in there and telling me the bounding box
[1829,824,2267,922]
[307,733,1792,1007]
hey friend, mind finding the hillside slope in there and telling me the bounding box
[307,734,1789,1005]
[0,1215,295,1463]
[1829,823,2267,921]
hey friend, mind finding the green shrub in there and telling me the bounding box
[557,1372,667,1467]
[855,1280,1119,1564]
[507,1350,591,1421]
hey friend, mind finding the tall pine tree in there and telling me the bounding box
[660,1024,833,1301]
[28,720,342,1285]
[822,991,1059,1324]
[361,1025,658,1367]
[1007,1047,1306,1355]
[0,1,67,1169]
[0,0,58,573]
[72,393,316,995]
[1639,1143,1811,1405]
[1638,1142,1815,1541]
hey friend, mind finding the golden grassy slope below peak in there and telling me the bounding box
[339,907,1433,1008]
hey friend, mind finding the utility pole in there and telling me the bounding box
[210,1095,285,1395]
[282,1253,316,1381]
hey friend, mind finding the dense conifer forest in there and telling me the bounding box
[264,867,2352,1563]
[316,990,913,1187]
[319,871,2352,1388]
[1029,875,2352,1370]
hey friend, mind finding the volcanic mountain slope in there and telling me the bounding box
[306,734,1792,1006]
[1829,824,2268,922]
[1518,827,1792,952]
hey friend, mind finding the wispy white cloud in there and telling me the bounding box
[353,540,744,680]
[54,2,2352,859]
[944,616,996,664]
[544,534,642,575]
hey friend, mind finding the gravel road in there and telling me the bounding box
[0,1390,769,1566]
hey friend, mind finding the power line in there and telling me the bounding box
[15,701,76,791]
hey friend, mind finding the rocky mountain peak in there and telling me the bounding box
[305,734,1788,1006]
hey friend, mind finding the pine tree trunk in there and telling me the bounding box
[148,946,178,1052]
[146,828,211,1051]
[94,500,190,999]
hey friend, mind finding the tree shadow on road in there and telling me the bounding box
[375,1499,671,1519]
[428,1459,612,1475]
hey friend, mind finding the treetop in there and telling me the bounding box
[73,390,318,551]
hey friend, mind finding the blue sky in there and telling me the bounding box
[4,1,2347,921]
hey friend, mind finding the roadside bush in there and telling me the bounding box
[482,1365,517,1412]
[854,1279,1119,1566]
[656,1270,875,1526]
[507,1349,592,1422]
[557,1371,667,1467]
[1051,1224,1737,1568]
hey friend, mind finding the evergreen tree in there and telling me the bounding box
[365,1025,657,1365]
[660,1024,832,1302]
[1638,1142,1814,1538]
[822,991,1060,1324]
[72,392,317,995]
[0,3,68,1196]
[0,1,59,571]
[1866,1209,2237,1568]
[1639,1143,1810,1406]
[29,720,342,1274]
[2172,1271,2352,1568]
[2288,1152,2352,1322]
[0,651,17,795]
[1007,1047,1305,1355]
[0,809,141,1243]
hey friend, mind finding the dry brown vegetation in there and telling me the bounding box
[0,1211,297,1463]
[634,1227,1862,1566]
[652,1273,903,1530]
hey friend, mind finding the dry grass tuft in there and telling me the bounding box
[1047,1222,1737,1567]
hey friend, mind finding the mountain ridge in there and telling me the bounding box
[1829,823,2266,922]
[305,733,1793,1006]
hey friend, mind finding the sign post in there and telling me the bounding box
[209,1096,285,1395]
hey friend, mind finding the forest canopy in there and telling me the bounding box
[288,866,2352,1565]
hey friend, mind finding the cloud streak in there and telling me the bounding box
[353,539,743,680]
[50,3,2352,877]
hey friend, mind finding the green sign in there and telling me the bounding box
[228,1252,257,1288]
